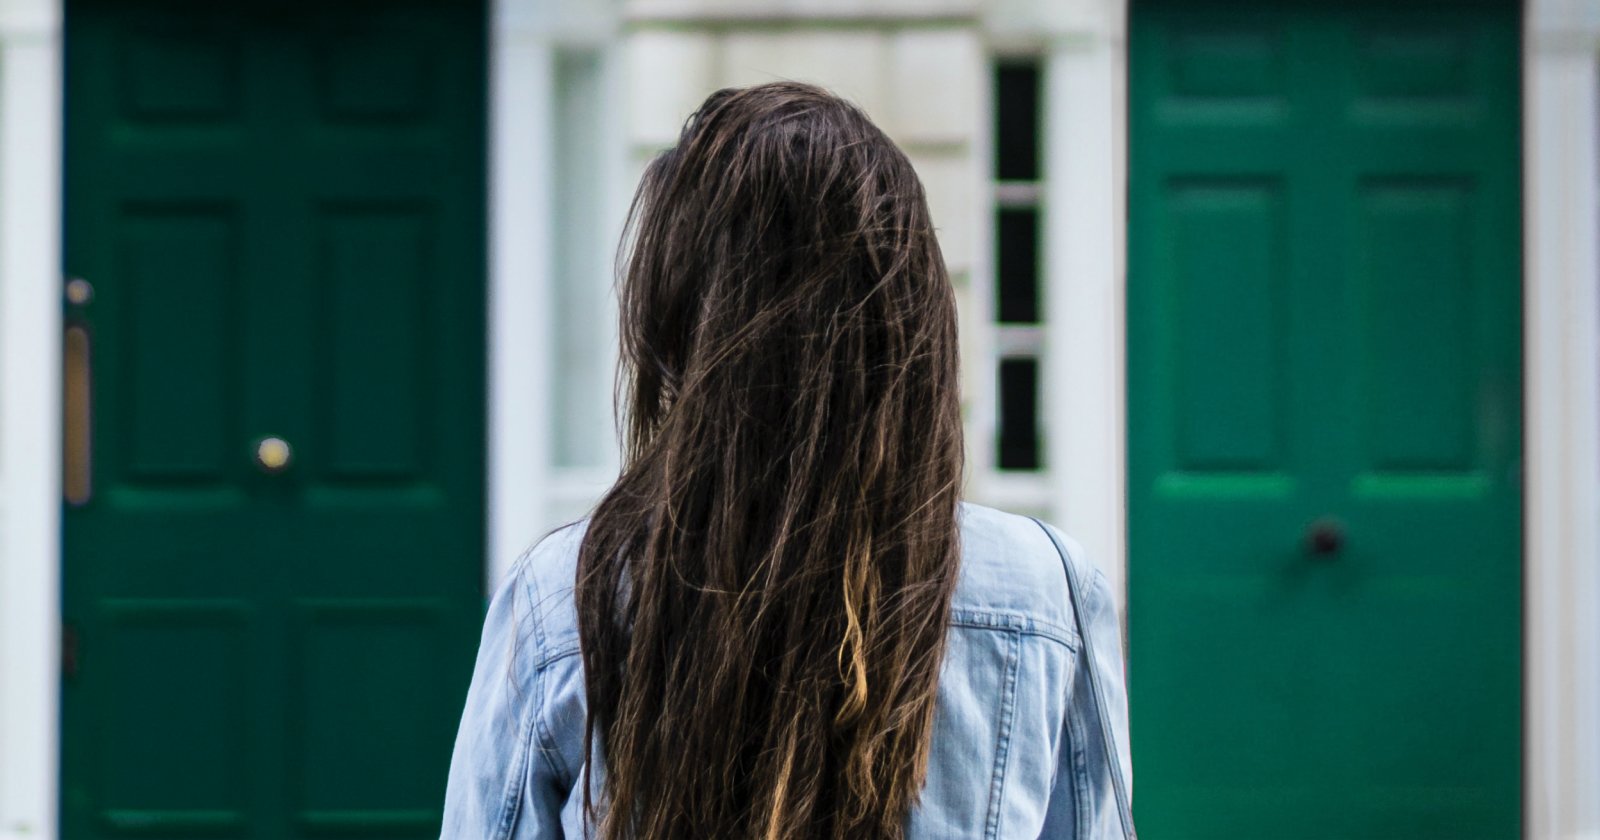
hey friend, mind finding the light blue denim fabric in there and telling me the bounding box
[441,502,1133,839]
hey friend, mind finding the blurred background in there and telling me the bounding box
[0,0,1596,837]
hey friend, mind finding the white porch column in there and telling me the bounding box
[488,0,555,588]
[1043,13,1128,616]
[0,0,62,837]
[1524,4,1600,839]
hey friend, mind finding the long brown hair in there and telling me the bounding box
[575,82,964,840]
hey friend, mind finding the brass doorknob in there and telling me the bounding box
[1304,517,1344,557]
[254,436,292,473]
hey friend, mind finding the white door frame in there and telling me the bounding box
[0,0,63,835]
[486,0,554,591]
[1523,5,1600,838]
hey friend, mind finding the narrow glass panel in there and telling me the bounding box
[997,357,1041,470]
[994,63,1041,181]
[552,49,610,469]
[996,207,1040,323]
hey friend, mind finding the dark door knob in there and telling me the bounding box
[1305,518,1344,556]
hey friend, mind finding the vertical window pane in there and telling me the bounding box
[552,49,608,468]
[997,357,1041,470]
[995,63,1041,181]
[996,207,1040,323]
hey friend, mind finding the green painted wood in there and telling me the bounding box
[61,2,487,837]
[1127,2,1522,837]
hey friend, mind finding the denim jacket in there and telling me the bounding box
[441,502,1133,839]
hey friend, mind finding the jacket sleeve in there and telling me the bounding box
[440,553,568,839]
[1038,531,1135,839]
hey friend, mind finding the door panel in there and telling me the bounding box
[62,2,487,837]
[1128,2,1521,837]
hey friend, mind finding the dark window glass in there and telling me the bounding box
[997,357,1040,470]
[995,63,1040,181]
[996,207,1039,323]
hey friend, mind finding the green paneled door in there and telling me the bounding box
[61,1,486,837]
[1128,1,1521,837]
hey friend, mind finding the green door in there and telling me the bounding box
[1128,1,1521,837]
[61,1,486,836]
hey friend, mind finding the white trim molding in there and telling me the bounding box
[1042,9,1129,617]
[487,0,555,589]
[0,0,62,837]
[1524,3,1600,839]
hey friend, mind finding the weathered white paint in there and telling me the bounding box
[0,0,61,835]
[1525,5,1600,839]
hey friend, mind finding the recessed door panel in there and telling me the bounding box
[1167,178,1287,472]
